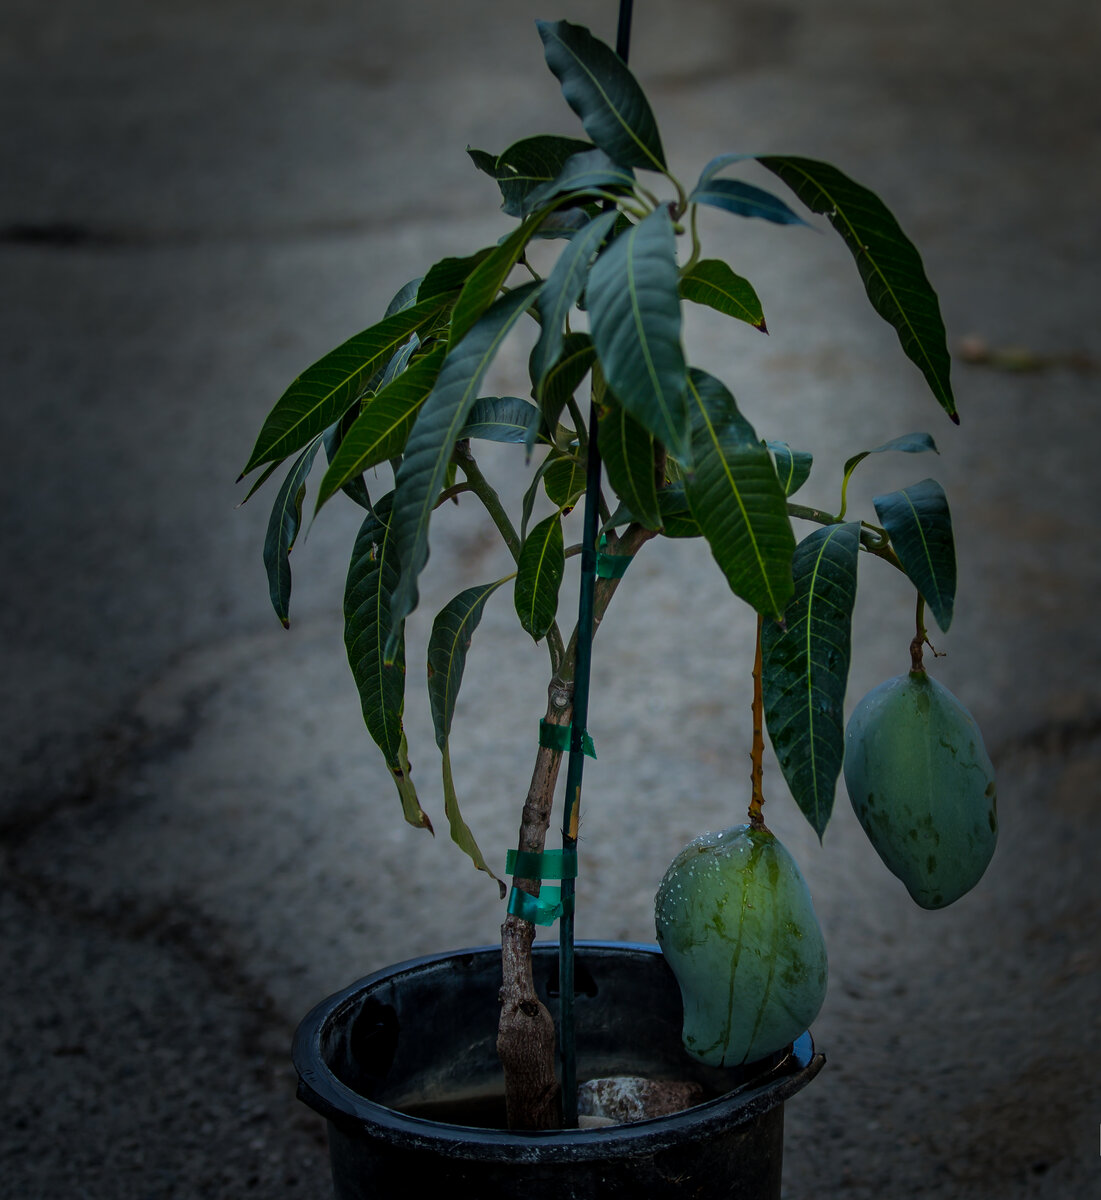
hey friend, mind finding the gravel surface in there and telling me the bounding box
[2,2,1099,1197]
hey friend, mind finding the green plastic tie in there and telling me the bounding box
[595,532,634,579]
[506,885,575,926]
[506,847,579,880]
[538,719,596,759]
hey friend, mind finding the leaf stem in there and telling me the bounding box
[454,441,522,562]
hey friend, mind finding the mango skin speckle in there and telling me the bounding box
[844,670,997,909]
[655,824,827,1067]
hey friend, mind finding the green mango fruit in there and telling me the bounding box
[844,670,997,909]
[655,823,827,1067]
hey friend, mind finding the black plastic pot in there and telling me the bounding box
[293,941,824,1199]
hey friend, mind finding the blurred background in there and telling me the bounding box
[2,1,1098,1196]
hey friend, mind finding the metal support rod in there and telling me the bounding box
[558,0,634,1130]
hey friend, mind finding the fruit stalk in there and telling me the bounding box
[749,613,766,828]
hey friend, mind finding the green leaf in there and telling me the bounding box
[315,345,446,513]
[842,430,939,479]
[515,512,565,640]
[767,440,814,497]
[322,407,373,512]
[530,332,596,452]
[683,369,795,617]
[606,484,699,538]
[759,156,957,421]
[543,456,585,508]
[537,19,666,172]
[418,249,494,304]
[425,578,508,890]
[384,277,424,316]
[530,206,598,240]
[262,437,323,628]
[598,405,661,529]
[762,523,861,838]
[428,580,508,747]
[466,146,498,178]
[679,259,767,331]
[689,178,808,226]
[344,494,431,832]
[241,296,450,478]
[522,148,636,214]
[387,281,543,652]
[441,741,503,892]
[587,207,690,463]
[460,396,543,445]
[449,216,547,348]
[873,478,956,632]
[520,456,558,541]
[493,135,593,217]
[530,209,617,404]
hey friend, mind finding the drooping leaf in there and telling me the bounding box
[240,296,450,477]
[262,437,323,627]
[493,135,593,217]
[418,249,494,304]
[873,478,956,632]
[530,209,619,400]
[449,216,549,348]
[587,207,690,463]
[427,580,508,748]
[537,19,666,172]
[515,512,565,640]
[598,405,661,529]
[441,741,503,892]
[767,441,814,497]
[387,281,543,653]
[425,579,507,889]
[543,456,586,508]
[679,259,767,331]
[683,369,794,617]
[689,177,808,227]
[315,345,446,513]
[344,494,431,832]
[522,148,636,214]
[762,522,861,838]
[842,430,939,480]
[760,156,957,421]
[460,396,544,444]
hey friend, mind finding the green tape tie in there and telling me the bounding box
[507,885,575,926]
[539,719,596,759]
[595,551,633,578]
[595,532,634,579]
[506,847,579,880]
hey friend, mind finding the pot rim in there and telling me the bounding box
[293,940,824,1161]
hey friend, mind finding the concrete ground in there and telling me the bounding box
[2,1,1099,1196]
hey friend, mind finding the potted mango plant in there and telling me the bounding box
[238,15,996,1199]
